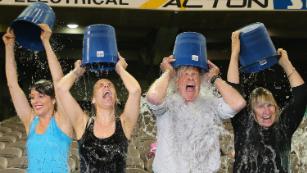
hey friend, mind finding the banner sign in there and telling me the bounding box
[0,0,306,11]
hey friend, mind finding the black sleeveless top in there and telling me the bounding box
[78,117,128,173]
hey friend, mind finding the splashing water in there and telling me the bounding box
[218,67,306,173]
[51,34,65,52]
[34,52,47,72]
[138,67,307,172]
[150,79,231,173]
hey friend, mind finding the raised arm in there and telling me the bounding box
[39,24,64,83]
[39,24,73,136]
[3,28,34,132]
[207,60,246,113]
[277,48,304,87]
[116,55,142,140]
[277,49,306,133]
[55,60,87,139]
[227,31,240,84]
[146,55,175,105]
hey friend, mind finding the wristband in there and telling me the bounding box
[210,75,221,85]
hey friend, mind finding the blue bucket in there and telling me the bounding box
[172,32,208,72]
[82,24,118,72]
[11,2,55,51]
[239,22,279,73]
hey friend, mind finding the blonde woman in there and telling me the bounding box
[227,31,307,173]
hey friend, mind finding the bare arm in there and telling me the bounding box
[278,48,304,87]
[39,24,64,83]
[3,29,33,132]
[55,60,87,139]
[227,31,240,84]
[207,60,246,113]
[146,55,175,105]
[39,24,73,137]
[117,55,142,140]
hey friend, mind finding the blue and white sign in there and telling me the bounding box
[274,0,307,10]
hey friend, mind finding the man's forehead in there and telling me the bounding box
[177,66,201,73]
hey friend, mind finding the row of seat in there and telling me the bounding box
[0,119,28,173]
[0,123,28,172]
[0,116,153,173]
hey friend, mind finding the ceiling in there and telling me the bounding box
[1,5,307,66]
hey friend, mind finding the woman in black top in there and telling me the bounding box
[55,56,141,173]
[227,31,307,173]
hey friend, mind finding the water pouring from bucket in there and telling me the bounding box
[81,24,118,72]
[10,2,55,51]
[172,32,208,72]
[239,22,279,73]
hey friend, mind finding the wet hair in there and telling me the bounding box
[30,79,55,99]
[176,66,202,83]
[92,78,117,98]
[176,66,202,76]
[91,78,120,116]
[249,87,280,121]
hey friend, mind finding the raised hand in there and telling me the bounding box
[160,55,175,77]
[231,31,240,58]
[2,28,15,47]
[116,53,128,73]
[205,60,220,81]
[277,48,290,68]
[38,24,52,43]
[73,60,86,78]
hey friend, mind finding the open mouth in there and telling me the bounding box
[186,84,195,92]
[262,115,272,120]
[102,91,112,98]
[34,105,43,110]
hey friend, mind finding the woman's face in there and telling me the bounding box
[92,79,117,109]
[29,89,55,116]
[253,102,277,128]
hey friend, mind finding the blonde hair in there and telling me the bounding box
[176,66,202,77]
[249,87,280,121]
